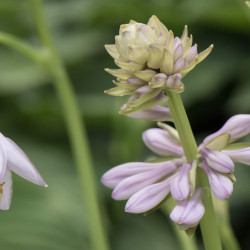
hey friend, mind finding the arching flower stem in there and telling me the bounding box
[165,90,222,250]
[28,1,110,250]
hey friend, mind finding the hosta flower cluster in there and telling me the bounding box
[102,115,250,230]
[104,16,213,115]
[103,15,250,234]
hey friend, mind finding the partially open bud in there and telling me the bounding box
[170,163,192,201]
[202,161,233,200]
[105,16,213,115]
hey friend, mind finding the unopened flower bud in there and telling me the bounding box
[105,16,213,114]
[170,188,205,230]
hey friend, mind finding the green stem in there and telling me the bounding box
[0,31,44,63]
[29,1,110,250]
[166,90,222,250]
[213,199,240,250]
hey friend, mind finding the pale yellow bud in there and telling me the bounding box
[104,16,213,114]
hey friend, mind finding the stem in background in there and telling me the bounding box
[213,199,240,250]
[165,90,222,250]
[0,32,44,64]
[29,1,110,250]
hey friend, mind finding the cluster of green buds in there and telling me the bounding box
[105,16,213,115]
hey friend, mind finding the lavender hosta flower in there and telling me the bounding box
[105,15,213,115]
[112,160,182,200]
[170,188,205,230]
[203,114,250,145]
[125,177,172,213]
[102,124,187,212]
[200,148,234,173]
[124,105,173,121]
[142,128,184,156]
[202,161,233,200]
[170,163,192,201]
[0,133,47,210]
[199,114,250,200]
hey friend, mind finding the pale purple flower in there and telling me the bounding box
[142,128,184,156]
[202,161,233,200]
[0,133,47,210]
[203,114,250,145]
[200,114,250,200]
[102,114,250,230]
[125,177,172,213]
[125,105,173,122]
[200,148,234,173]
[112,160,180,200]
[170,188,205,230]
[170,163,192,201]
[102,125,186,212]
[222,148,250,165]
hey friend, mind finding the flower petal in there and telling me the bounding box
[125,178,171,213]
[2,135,47,186]
[200,148,234,173]
[0,135,7,179]
[203,114,250,145]
[170,188,205,230]
[126,106,173,122]
[101,162,162,188]
[0,169,12,210]
[142,128,184,156]
[223,147,250,165]
[112,160,179,200]
[202,161,233,200]
[171,163,192,202]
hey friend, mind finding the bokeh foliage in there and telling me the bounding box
[0,0,249,249]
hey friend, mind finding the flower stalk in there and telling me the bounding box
[165,90,222,250]
[28,1,110,250]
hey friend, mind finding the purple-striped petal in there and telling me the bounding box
[143,128,184,156]
[171,163,192,201]
[202,161,233,200]
[101,162,165,188]
[170,188,205,230]
[200,148,234,173]
[203,114,250,145]
[112,160,179,200]
[223,147,250,165]
[126,106,173,122]
[125,178,172,213]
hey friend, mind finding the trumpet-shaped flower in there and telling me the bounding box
[102,123,188,213]
[102,114,250,230]
[0,133,47,210]
[105,15,213,115]
[200,114,250,200]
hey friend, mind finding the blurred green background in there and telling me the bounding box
[0,0,249,249]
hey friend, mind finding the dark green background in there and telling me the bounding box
[0,0,249,249]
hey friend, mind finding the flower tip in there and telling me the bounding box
[111,190,121,200]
